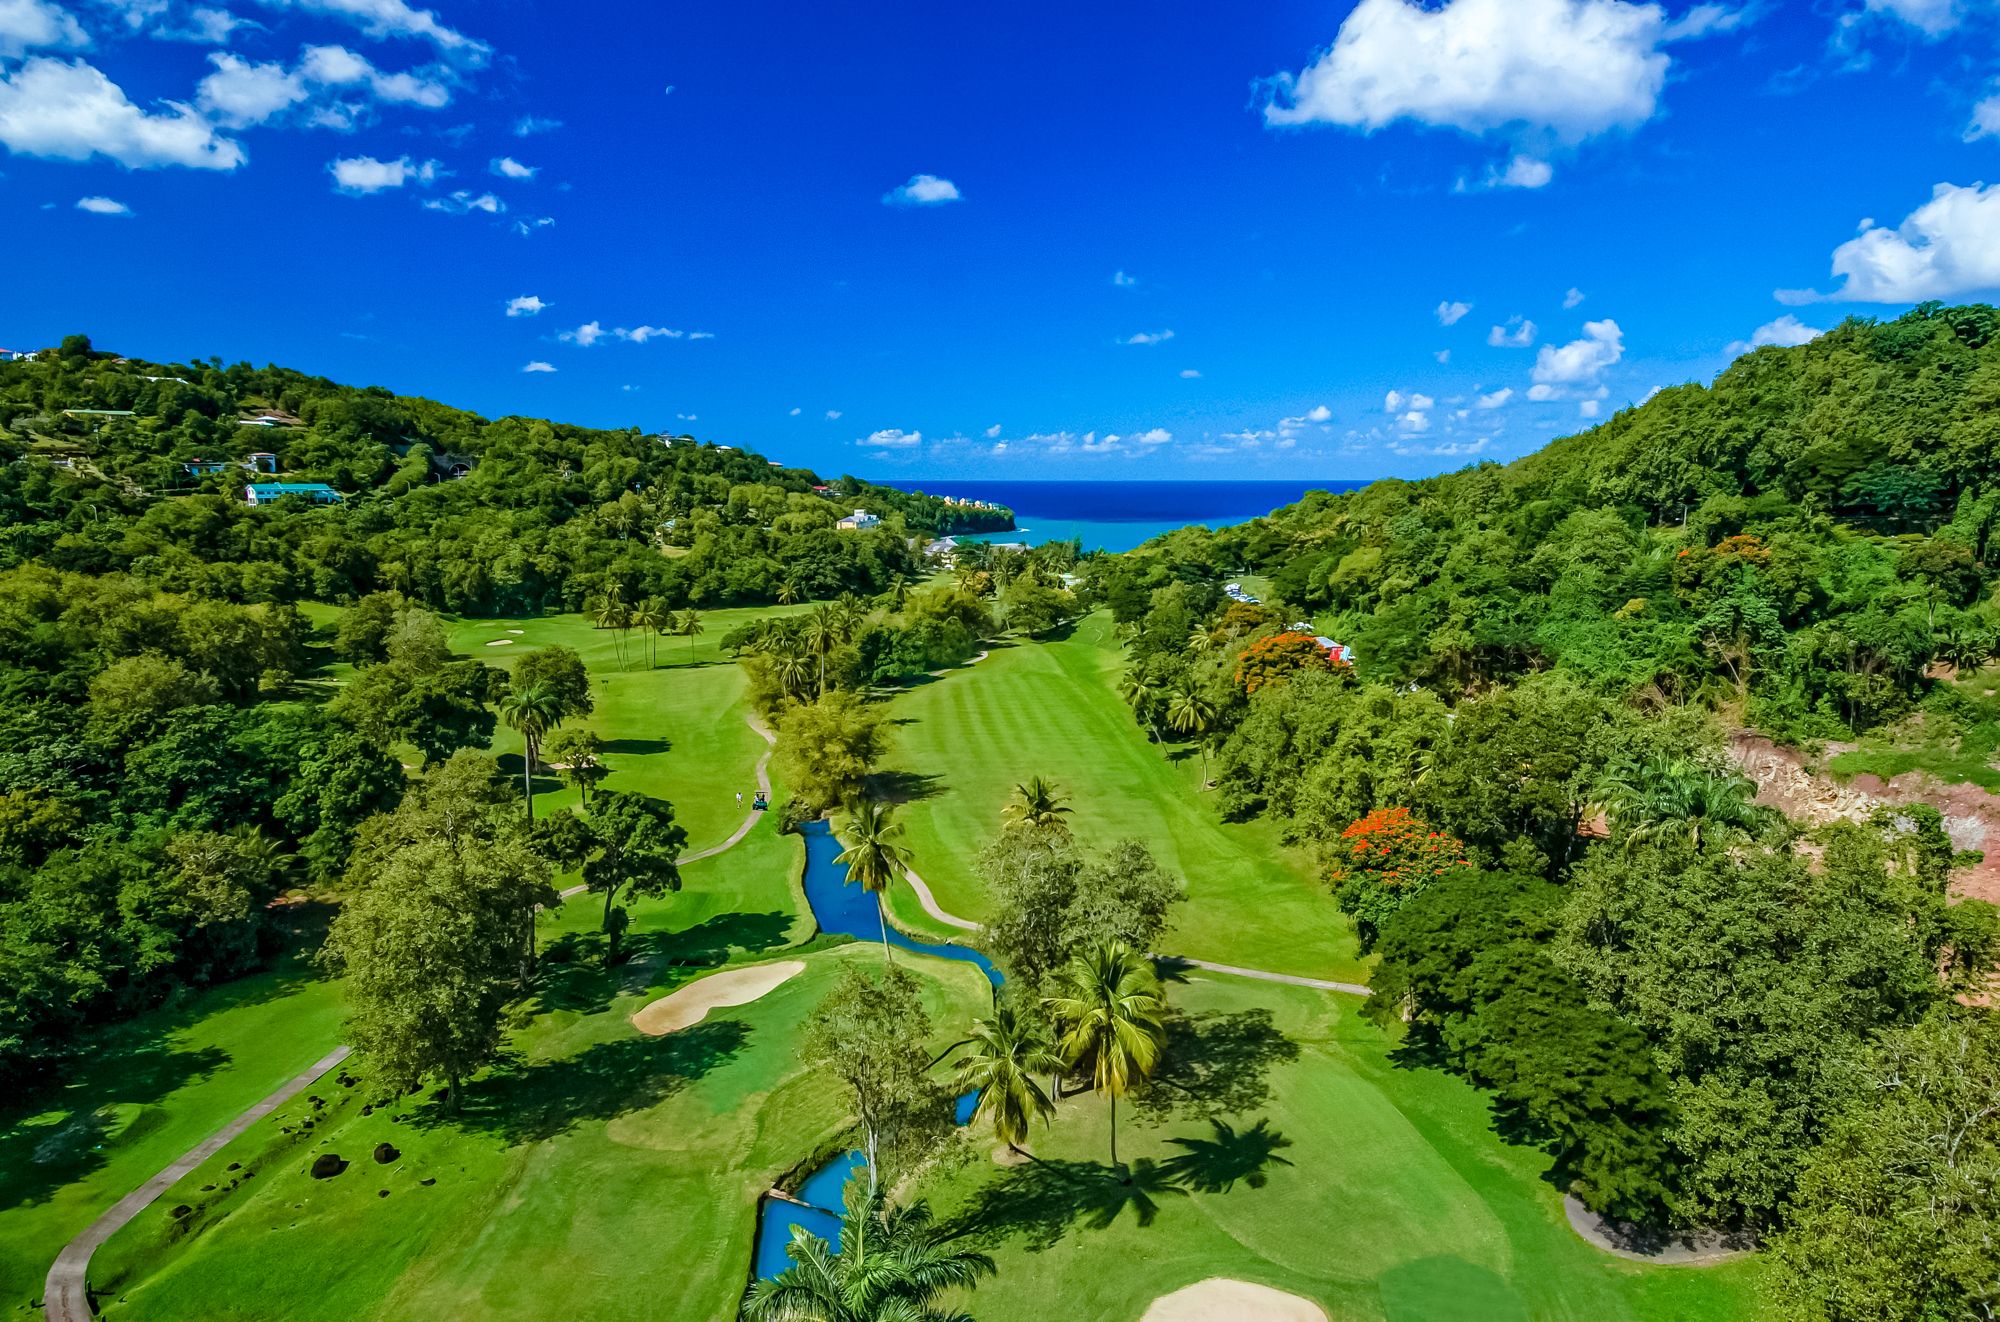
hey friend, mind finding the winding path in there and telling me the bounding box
[43,1046,352,1322]
[46,717,780,1322]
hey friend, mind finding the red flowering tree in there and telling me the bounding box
[1326,807,1471,946]
[1234,631,1343,695]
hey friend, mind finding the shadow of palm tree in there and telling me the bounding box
[418,1020,748,1144]
[866,769,947,804]
[1156,1118,1294,1193]
[947,1157,1189,1252]
[1130,1009,1301,1123]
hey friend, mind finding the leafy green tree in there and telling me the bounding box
[85,653,220,746]
[579,790,686,961]
[742,1177,994,1322]
[1325,807,1471,948]
[511,645,594,723]
[774,691,885,813]
[800,964,954,1199]
[1044,940,1166,1174]
[834,797,912,961]
[956,1004,1063,1155]
[546,727,606,805]
[980,832,1183,997]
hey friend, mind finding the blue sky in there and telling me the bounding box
[4,0,1999,480]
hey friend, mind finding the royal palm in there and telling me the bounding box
[1044,940,1165,1176]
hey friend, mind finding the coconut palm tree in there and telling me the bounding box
[742,1179,993,1322]
[678,608,705,667]
[1167,686,1217,786]
[805,603,842,697]
[956,1005,1064,1157]
[776,576,802,606]
[1118,672,1165,744]
[499,682,567,824]
[1044,940,1165,1176]
[835,798,912,962]
[1594,755,1762,851]
[631,599,664,669]
[1003,776,1073,835]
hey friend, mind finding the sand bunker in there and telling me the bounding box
[1141,1280,1327,1322]
[507,629,525,635]
[629,960,806,1035]
[485,639,514,647]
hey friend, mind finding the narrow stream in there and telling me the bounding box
[753,820,1001,1280]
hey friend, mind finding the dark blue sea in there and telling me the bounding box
[885,479,1364,553]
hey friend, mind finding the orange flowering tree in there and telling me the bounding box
[1327,807,1471,946]
[1234,631,1343,695]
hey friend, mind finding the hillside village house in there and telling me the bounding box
[244,482,341,506]
[836,508,881,531]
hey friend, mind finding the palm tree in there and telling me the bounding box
[834,798,912,962]
[631,599,664,669]
[1044,941,1165,1176]
[1594,755,1761,851]
[805,603,841,697]
[1003,776,1073,835]
[1186,625,1212,656]
[499,682,567,824]
[880,574,910,612]
[776,576,802,606]
[678,608,705,666]
[956,1005,1064,1158]
[742,1179,993,1322]
[1118,672,1165,744]
[1167,686,1217,787]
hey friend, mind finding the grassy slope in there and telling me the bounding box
[922,974,1760,1322]
[91,827,996,1322]
[877,613,1367,984]
[446,608,804,852]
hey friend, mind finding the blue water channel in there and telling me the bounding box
[753,821,1000,1279]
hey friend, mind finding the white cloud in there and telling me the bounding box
[862,428,922,448]
[512,215,554,236]
[513,114,559,135]
[984,423,1001,438]
[1862,0,1965,35]
[826,410,843,420]
[1384,389,1405,411]
[162,7,253,42]
[504,294,546,317]
[1434,349,1452,364]
[1579,399,1601,418]
[1532,317,1624,385]
[521,360,555,373]
[1437,299,1472,325]
[328,153,434,192]
[196,53,305,126]
[198,45,450,129]
[490,155,535,179]
[1408,392,1435,410]
[1122,329,1174,346]
[0,58,245,169]
[1391,436,1491,457]
[1965,92,2000,141]
[1134,427,1173,445]
[1476,387,1514,408]
[788,406,801,416]
[561,320,606,347]
[1397,409,1432,433]
[883,172,961,206]
[1488,316,1536,348]
[253,0,486,58]
[75,194,130,214]
[1783,182,2000,304]
[1727,314,1824,355]
[559,320,709,345]
[1178,368,1202,378]
[0,0,87,58]
[1306,404,1333,422]
[422,188,501,214]
[1563,286,1586,308]
[1487,154,1553,188]
[1112,269,1137,287]
[1264,0,1713,147]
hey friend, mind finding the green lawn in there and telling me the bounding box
[88,824,996,1322]
[876,613,1367,984]
[0,920,345,1319]
[919,973,1760,1322]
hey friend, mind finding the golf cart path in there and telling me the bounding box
[43,1045,353,1322]
[52,718,779,1319]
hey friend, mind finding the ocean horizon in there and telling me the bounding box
[884,478,1366,553]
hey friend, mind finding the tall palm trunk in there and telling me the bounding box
[1110,1091,1121,1176]
[522,733,538,824]
[876,893,895,965]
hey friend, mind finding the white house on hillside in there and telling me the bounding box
[837,509,881,531]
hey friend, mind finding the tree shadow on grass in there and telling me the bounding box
[946,1157,1188,1252]
[535,911,796,1014]
[866,769,947,805]
[1156,1118,1294,1193]
[601,737,672,756]
[419,1020,749,1145]
[1128,1008,1301,1124]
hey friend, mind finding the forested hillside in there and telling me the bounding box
[1093,303,2000,1321]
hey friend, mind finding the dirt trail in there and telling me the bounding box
[1727,732,2000,904]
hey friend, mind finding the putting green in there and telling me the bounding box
[919,973,1761,1322]
[877,613,1367,984]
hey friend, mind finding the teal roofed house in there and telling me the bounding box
[243,482,341,506]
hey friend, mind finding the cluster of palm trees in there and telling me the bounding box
[744,595,871,701]
[1593,754,1764,850]
[584,584,704,669]
[1118,674,1219,786]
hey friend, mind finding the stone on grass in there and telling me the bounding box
[309,1154,347,1179]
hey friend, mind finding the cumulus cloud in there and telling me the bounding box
[490,155,534,179]
[513,114,559,135]
[521,360,555,373]
[253,0,486,59]
[422,188,501,214]
[196,45,450,129]
[512,215,554,236]
[1306,404,1333,422]
[0,0,88,58]
[1437,299,1472,325]
[826,410,843,420]
[1862,0,1967,35]
[883,172,960,206]
[1476,387,1513,408]
[1532,318,1624,385]
[1727,314,1824,355]
[504,294,546,317]
[1435,349,1452,364]
[1488,316,1536,348]
[159,7,254,42]
[1263,0,1725,176]
[1112,269,1137,287]
[196,53,305,126]
[862,428,922,448]
[1780,182,2000,303]
[1179,368,1202,378]
[0,57,245,169]
[1563,286,1586,308]
[1486,154,1553,188]
[75,194,130,214]
[1968,94,2000,142]
[1122,329,1174,346]
[328,153,433,191]
[560,320,712,346]
[1579,399,1601,418]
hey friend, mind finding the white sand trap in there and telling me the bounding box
[1141,1280,1327,1322]
[485,639,514,647]
[629,960,806,1035]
